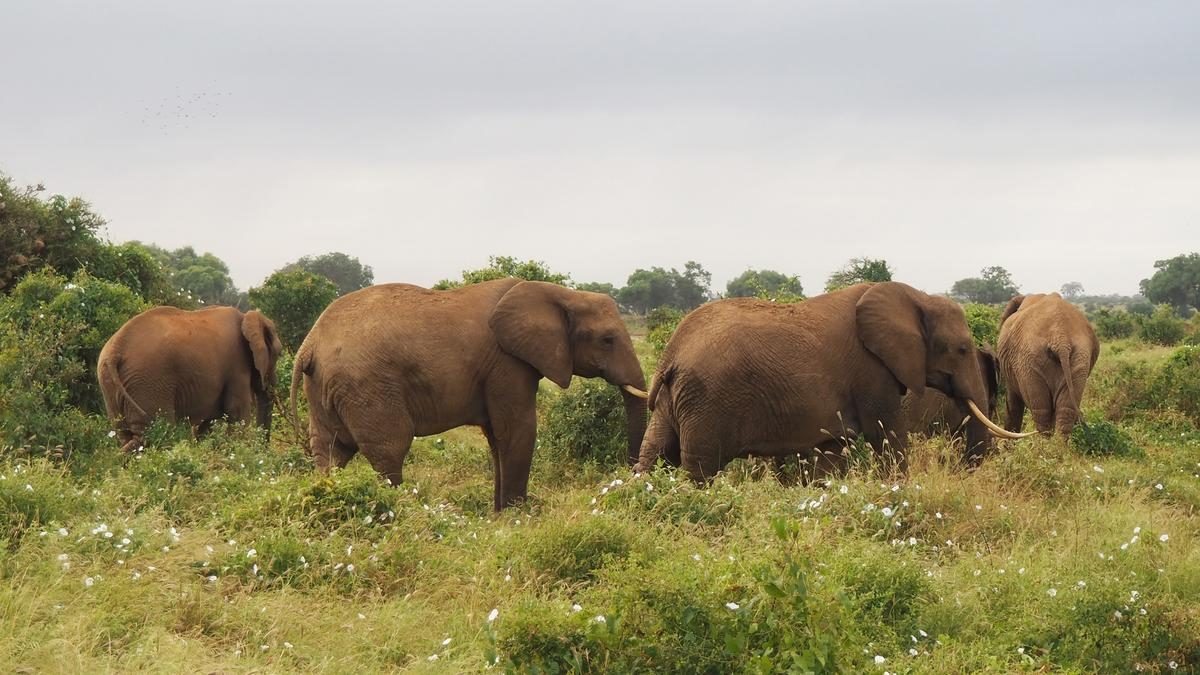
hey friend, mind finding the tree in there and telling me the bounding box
[248,270,339,351]
[674,261,712,310]
[281,252,374,296]
[574,281,617,298]
[0,175,107,292]
[433,256,570,289]
[1060,281,1084,300]
[616,262,713,314]
[824,258,894,293]
[950,266,1020,304]
[726,269,804,299]
[1140,253,1200,315]
[140,244,240,306]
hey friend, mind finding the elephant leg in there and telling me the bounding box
[310,426,357,473]
[1004,389,1026,433]
[1018,380,1055,434]
[360,436,412,487]
[638,406,681,470]
[857,405,908,475]
[486,409,537,511]
[339,405,413,486]
[1053,386,1080,436]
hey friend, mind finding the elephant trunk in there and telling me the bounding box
[621,388,649,466]
[607,346,648,466]
[256,390,273,440]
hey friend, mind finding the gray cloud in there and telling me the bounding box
[3,0,1197,295]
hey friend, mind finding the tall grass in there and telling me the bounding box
[1,342,1198,672]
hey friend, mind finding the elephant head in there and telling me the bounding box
[241,310,284,432]
[490,281,648,464]
[856,283,1030,463]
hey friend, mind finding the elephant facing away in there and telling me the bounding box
[290,279,648,511]
[900,347,999,453]
[635,282,1027,481]
[98,306,284,451]
[998,293,1099,436]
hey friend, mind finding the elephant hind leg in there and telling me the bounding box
[638,406,681,470]
[359,437,412,487]
[1004,389,1026,433]
[1053,386,1081,437]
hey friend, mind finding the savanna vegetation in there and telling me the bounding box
[3,174,1200,672]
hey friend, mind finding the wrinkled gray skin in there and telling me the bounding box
[998,293,1099,436]
[98,306,283,451]
[636,282,1004,481]
[291,279,647,511]
[900,347,999,464]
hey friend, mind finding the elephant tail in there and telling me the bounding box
[634,365,678,472]
[1051,342,1085,428]
[98,355,148,419]
[646,363,674,413]
[289,343,313,449]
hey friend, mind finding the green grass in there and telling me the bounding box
[2,342,1200,672]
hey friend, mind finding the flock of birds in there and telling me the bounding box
[138,87,233,134]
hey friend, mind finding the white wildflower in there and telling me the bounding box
[487,608,499,623]
[725,602,740,610]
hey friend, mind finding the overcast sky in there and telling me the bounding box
[3,1,1197,295]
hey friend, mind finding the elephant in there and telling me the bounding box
[97,306,284,451]
[634,282,1030,482]
[289,279,649,511]
[900,347,999,452]
[997,293,1099,436]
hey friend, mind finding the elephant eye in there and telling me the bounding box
[601,334,616,347]
[958,345,969,355]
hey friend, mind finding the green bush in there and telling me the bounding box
[962,303,1001,347]
[0,460,96,543]
[1137,304,1187,346]
[541,379,628,465]
[248,269,338,351]
[1146,346,1200,425]
[646,306,684,356]
[0,270,144,456]
[514,516,644,586]
[1070,416,1144,458]
[1091,308,1138,340]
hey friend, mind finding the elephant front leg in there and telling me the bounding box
[484,403,538,511]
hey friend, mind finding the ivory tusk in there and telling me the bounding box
[621,384,649,399]
[967,399,1038,439]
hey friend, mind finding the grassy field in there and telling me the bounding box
[2,339,1199,673]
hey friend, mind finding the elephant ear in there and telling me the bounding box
[999,295,1025,326]
[242,310,284,389]
[856,282,927,397]
[489,281,573,389]
[976,347,999,404]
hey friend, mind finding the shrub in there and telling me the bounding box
[541,380,628,465]
[1090,308,1138,341]
[514,516,643,586]
[1146,345,1200,425]
[0,176,107,293]
[1070,416,1144,458]
[1137,304,1188,346]
[0,270,144,456]
[962,303,1001,347]
[248,269,338,351]
[646,306,684,356]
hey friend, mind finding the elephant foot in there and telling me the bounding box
[120,438,145,453]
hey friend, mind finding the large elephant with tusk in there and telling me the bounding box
[635,282,1031,482]
[291,278,648,511]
